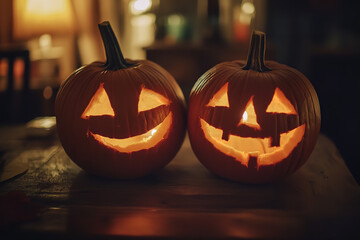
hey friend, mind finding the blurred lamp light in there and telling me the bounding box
[13,0,75,40]
[238,14,252,24]
[233,0,256,42]
[130,0,152,15]
[38,34,52,49]
[241,1,255,15]
[131,14,156,47]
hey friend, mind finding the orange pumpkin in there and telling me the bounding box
[55,22,186,179]
[188,31,321,183]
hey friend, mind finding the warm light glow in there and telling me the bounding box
[206,83,229,108]
[0,60,7,91]
[81,84,172,153]
[201,119,305,168]
[138,87,171,113]
[81,83,115,119]
[241,2,255,15]
[26,0,67,13]
[266,88,297,115]
[242,111,248,121]
[131,14,155,27]
[238,14,252,24]
[13,0,75,39]
[130,14,156,58]
[90,113,172,153]
[238,96,261,130]
[38,34,52,49]
[233,0,254,42]
[130,0,152,15]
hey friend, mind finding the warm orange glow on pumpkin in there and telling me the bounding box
[206,82,229,108]
[201,87,306,168]
[238,96,261,130]
[138,87,170,113]
[188,31,321,183]
[201,119,305,167]
[90,113,172,153]
[81,83,115,119]
[81,84,173,153]
[266,88,297,114]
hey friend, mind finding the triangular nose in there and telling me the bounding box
[238,96,261,130]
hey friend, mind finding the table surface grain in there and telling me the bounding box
[1,125,360,239]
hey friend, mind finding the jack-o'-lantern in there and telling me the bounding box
[188,31,321,183]
[56,22,186,179]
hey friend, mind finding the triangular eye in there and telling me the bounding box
[206,82,229,108]
[81,83,115,119]
[266,88,297,115]
[238,96,261,130]
[138,87,170,113]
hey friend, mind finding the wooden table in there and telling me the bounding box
[1,125,360,239]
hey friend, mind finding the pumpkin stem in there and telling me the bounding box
[242,31,271,72]
[98,21,134,70]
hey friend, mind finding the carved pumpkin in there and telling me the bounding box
[55,22,186,179]
[188,31,321,183]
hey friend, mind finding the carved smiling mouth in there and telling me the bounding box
[200,118,305,167]
[88,113,172,153]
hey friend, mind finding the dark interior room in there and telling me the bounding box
[1,0,360,239]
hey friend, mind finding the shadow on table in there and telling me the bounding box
[65,135,360,239]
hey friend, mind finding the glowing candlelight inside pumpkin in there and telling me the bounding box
[242,111,248,122]
[238,96,261,130]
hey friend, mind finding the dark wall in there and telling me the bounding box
[266,0,360,182]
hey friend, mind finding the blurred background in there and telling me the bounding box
[0,0,359,181]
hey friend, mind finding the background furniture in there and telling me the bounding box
[0,47,31,122]
[145,42,274,99]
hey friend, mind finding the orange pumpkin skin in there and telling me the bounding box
[188,32,321,183]
[56,22,186,179]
